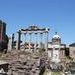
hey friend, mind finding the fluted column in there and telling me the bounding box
[45,28,48,52]
[24,32,27,50]
[29,32,32,51]
[8,36,12,51]
[40,32,43,49]
[12,33,15,49]
[16,30,21,50]
[35,33,38,51]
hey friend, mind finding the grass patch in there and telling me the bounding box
[43,69,48,75]
[43,69,52,75]
[52,72,61,75]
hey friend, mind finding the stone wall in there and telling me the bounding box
[69,47,75,60]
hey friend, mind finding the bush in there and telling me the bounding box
[39,48,45,53]
[39,66,45,75]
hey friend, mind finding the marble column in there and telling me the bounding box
[45,28,48,52]
[8,36,12,51]
[29,32,32,51]
[24,32,27,50]
[8,33,15,51]
[16,30,21,50]
[35,33,38,51]
[12,33,15,49]
[40,32,43,49]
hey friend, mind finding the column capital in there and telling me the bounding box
[17,30,21,34]
[29,32,32,34]
[24,32,27,35]
[40,32,43,34]
[45,28,50,33]
[35,32,38,34]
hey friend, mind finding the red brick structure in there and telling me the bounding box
[0,20,6,41]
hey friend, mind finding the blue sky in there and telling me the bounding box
[0,0,75,44]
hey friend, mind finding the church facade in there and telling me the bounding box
[48,32,66,63]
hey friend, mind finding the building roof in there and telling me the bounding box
[69,43,75,47]
[52,32,60,39]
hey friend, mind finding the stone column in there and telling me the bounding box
[24,32,27,50]
[40,32,43,49]
[45,28,48,52]
[16,30,21,50]
[8,36,12,51]
[37,33,39,51]
[29,32,32,51]
[8,34,15,51]
[35,33,38,51]
[12,33,15,49]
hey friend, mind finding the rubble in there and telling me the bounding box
[0,50,48,75]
